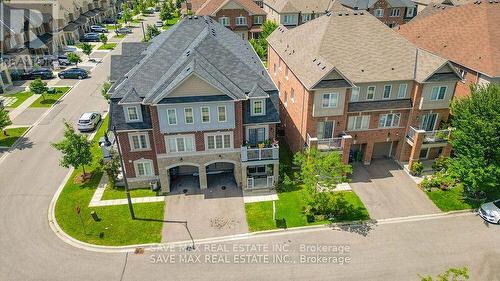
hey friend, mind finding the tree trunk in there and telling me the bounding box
[82,165,86,176]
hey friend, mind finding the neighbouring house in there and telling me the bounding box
[182,0,267,39]
[339,0,417,27]
[398,2,500,98]
[262,0,345,27]
[412,0,474,13]
[108,16,280,193]
[267,11,462,170]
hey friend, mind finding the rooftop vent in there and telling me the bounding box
[321,66,326,70]
[344,12,349,16]
[188,15,193,19]
[194,15,198,19]
[313,58,317,62]
[338,12,343,16]
[360,11,364,15]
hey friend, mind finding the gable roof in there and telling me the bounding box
[398,2,500,78]
[192,0,266,15]
[267,11,454,89]
[340,0,415,9]
[110,16,276,103]
[264,0,335,13]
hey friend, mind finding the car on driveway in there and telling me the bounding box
[116,27,132,34]
[155,21,163,27]
[21,68,54,80]
[58,68,89,79]
[479,199,500,224]
[81,33,100,42]
[101,18,116,24]
[77,112,102,132]
[90,25,108,33]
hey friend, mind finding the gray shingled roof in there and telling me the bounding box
[111,16,276,103]
[243,91,280,124]
[108,100,152,131]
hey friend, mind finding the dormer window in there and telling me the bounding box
[124,105,142,123]
[219,16,229,26]
[251,99,265,116]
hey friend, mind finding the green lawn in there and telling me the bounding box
[426,185,500,212]
[75,43,95,50]
[113,34,126,39]
[105,24,122,30]
[0,127,29,147]
[3,91,33,108]
[162,17,180,30]
[30,87,70,108]
[101,186,157,200]
[54,115,165,246]
[98,43,117,50]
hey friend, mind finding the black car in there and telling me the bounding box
[81,33,100,42]
[21,68,54,80]
[101,18,116,24]
[58,68,88,79]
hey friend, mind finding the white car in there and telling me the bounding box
[479,199,500,224]
[77,112,102,132]
[155,21,164,27]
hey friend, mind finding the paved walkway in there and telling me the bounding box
[7,94,41,120]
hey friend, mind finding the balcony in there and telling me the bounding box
[241,146,279,162]
[406,126,452,146]
[307,134,343,151]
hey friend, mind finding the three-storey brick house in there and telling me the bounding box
[109,16,279,193]
[267,12,461,169]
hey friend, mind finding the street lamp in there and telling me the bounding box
[112,125,135,219]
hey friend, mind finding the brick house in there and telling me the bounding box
[182,0,267,39]
[267,12,462,169]
[340,0,417,27]
[398,2,500,98]
[108,16,280,193]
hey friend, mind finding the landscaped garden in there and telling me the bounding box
[0,127,29,147]
[54,115,165,246]
[30,87,70,108]
[245,144,369,232]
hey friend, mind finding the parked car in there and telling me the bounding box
[21,68,54,80]
[90,25,108,33]
[81,33,100,42]
[479,199,500,224]
[58,68,89,79]
[77,112,102,132]
[57,55,71,66]
[116,27,132,34]
[101,18,117,24]
[62,46,77,53]
[155,21,164,27]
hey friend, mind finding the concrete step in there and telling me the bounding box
[243,187,276,197]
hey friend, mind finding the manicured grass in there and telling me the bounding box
[101,186,157,200]
[162,17,180,30]
[54,115,165,246]
[3,91,33,108]
[98,43,117,50]
[113,34,126,39]
[0,127,29,147]
[426,185,500,212]
[75,43,95,50]
[105,24,121,30]
[29,87,70,108]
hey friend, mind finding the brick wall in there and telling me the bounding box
[454,67,477,99]
[369,0,407,26]
[214,9,265,31]
[117,130,159,177]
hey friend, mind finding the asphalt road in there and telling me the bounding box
[1,14,499,281]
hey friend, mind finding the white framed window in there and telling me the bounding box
[166,135,195,153]
[201,106,210,123]
[166,108,177,125]
[347,115,370,131]
[379,113,401,128]
[184,107,194,124]
[129,132,150,151]
[134,160,154,177]
[283,15,296,25]
[367,86,376,100]
[322,93,339,108]
[397,84,407,98]
[350,86,360,102]
[125,105,141,122]
[206,133,232,150]
[430,86,447,100]
[217,105,227,122]
[235,16,247,26]
[374,9,384,18]
[301,14,312,22]
[219,16,229,26]
[291,88,295,103]
[383,85,392,99]
[251,99,265,116]
[406,7,415,17]
[390,8,400,17]
[253,15,263,24]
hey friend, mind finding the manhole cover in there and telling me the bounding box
[221,186,226,190]
[183,189,188,194]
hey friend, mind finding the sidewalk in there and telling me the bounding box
[7,94,41,120]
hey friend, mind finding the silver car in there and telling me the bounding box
[77,112,101,132]
[479,199,500,224]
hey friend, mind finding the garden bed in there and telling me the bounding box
[30,87,70,108]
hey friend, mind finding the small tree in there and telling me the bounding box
[419,267,469,281]
[101,81,112,101]
[81,43,93,59]
[29,78,48,101]
[0,107,12,136]
[122,7,133,26]
[67,52,81,66]
[100,149,121,189]
[99,33,108,45]
[145,24,160,41]
[249,20,278,60]
[52,122,93,176]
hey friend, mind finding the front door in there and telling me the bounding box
[421,113,437,131]
[317,121,334,139]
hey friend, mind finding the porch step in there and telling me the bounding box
[243,187,276,197]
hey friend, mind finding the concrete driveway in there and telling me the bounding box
[162,176,249,243]
[350,159,440,219]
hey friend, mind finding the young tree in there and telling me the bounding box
[419,266,469,281]
[99,33,108,45]
[101,81,112,101]
[145,24,160,41]
[100,149,121,189]
[29,78,48,101]
[249,20,278,60]
[0,107,12,136]
[52,122,93,176]
[66,52,81,66]
[448,84,500,199]
[122,7,133,26]
[159,2,172,21]
[81,43,93,59]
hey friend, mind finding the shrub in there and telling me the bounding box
[304,192,354,221]
[421,171,456,191]
[432,155,449,172]
[410,160,424,176]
